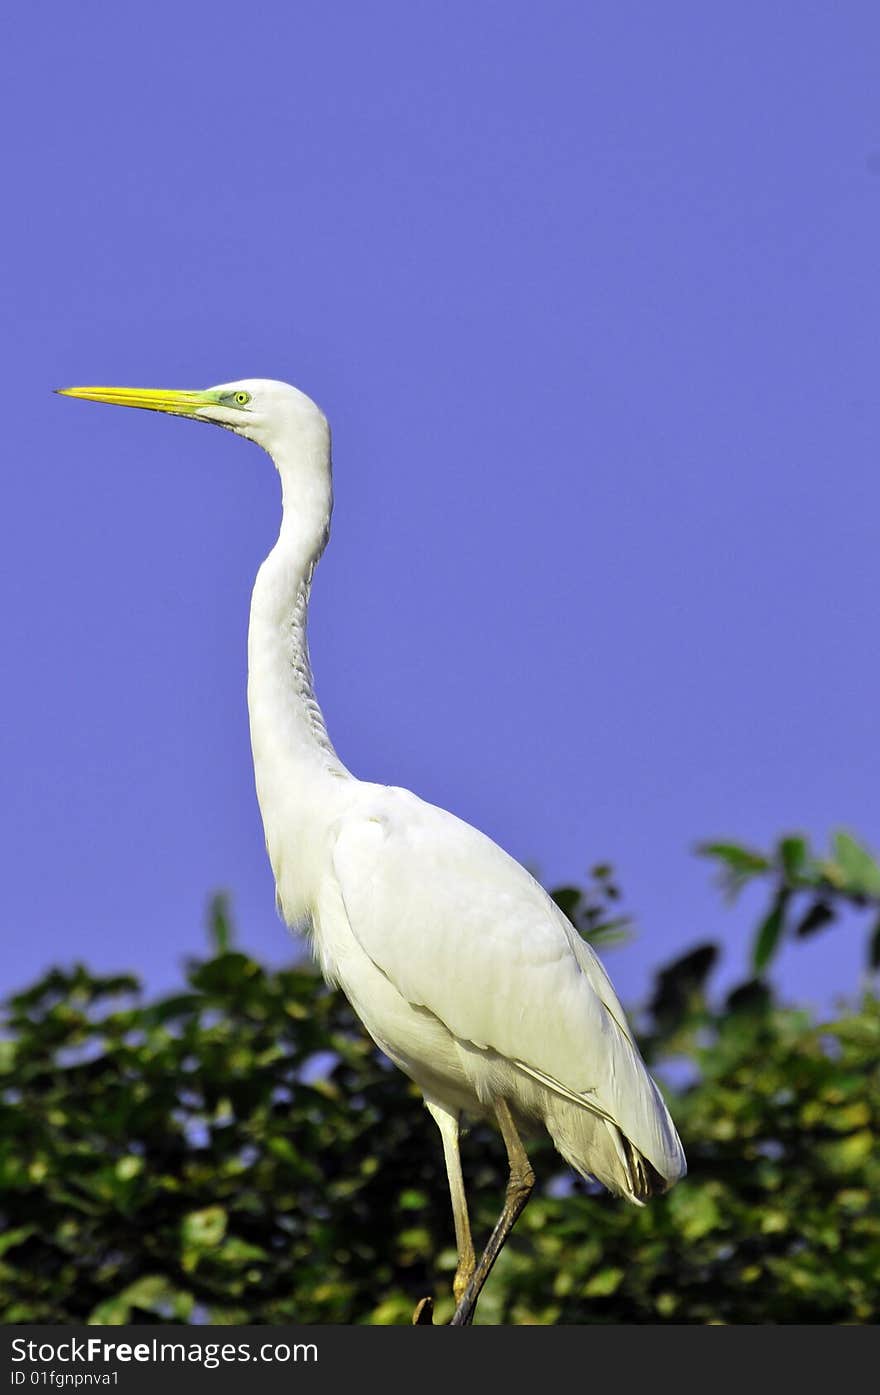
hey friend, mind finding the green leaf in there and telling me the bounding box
[794,901,835,939]
[778,836,808,880]
[217,1236,268,1265]
[87,1295,131,1325]
[830,831,880,898]
[115,1155,143,1182]
[581,917,631,948]
[700,842,770,875]
[680,1188,722,1240]
[752,890,790,973]
[399,1188,428,1211]
[648,943,718,1032]
[188,953,258,994]
[122,1276,194,1320]
[584,1266,624,1297]
[207,891,234,954]
[699,842,771,899]
[181,1205,227,1252]
[821,1130,875,1173]
[725,978,773,1014]
[0,1225,35,1258]
[550,887,581,919]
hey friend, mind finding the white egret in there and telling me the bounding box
[59,378,686,1325]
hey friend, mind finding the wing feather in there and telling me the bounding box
[330,785,685,1181]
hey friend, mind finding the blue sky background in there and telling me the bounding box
[2,3,878,1012]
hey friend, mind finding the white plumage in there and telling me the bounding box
[325,788,684,1191]
[60,375,686,1325]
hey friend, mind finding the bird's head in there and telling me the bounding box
[57,377,330,473]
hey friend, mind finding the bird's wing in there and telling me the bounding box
[329,785,684,1179]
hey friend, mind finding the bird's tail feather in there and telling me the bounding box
[546,1101,671,1205]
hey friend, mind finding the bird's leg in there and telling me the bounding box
[449,1098,534,1327]
[412,1297,434,1325]
[414,1102,475,1324]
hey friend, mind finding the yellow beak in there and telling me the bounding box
[56,385,216,417]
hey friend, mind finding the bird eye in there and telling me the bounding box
[234,391,251,406]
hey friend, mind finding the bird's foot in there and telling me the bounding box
[412,1296,434,1325]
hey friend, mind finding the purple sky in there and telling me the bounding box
[3,4,878,1012]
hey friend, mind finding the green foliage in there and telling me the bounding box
[700,830,880,973]
[550,862,632,949]
[1,850,878,1325]
[493,995,880,1324]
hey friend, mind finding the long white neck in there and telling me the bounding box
[247,452,351,924]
